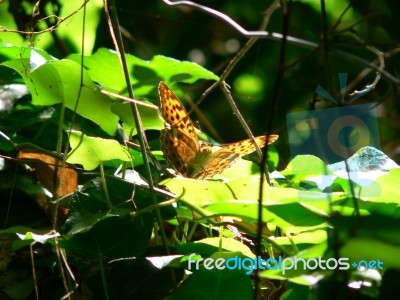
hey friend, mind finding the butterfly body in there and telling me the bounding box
[159,82,278,179]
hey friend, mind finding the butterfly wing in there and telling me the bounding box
[191,150,240,179]
[193,135,279,179]
[159,82,201,175]
[158,81,279,179]
[160,128,201,175]
[221,135,279,156]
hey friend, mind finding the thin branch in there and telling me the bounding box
[104,0,174,284]
[161,0,316,48]
[255,0,290,297]
[198,0,280,159]
[347,33,385,101]
[100,90,159,109]
[0,1,89,36]
[162,0,399,84]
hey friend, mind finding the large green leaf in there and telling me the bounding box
[0,7,24,46]
[328,214,400,270]
[205,201,327,231]
[340,237,400,270]
[163,176,331,230]
[177,237,255,258]
[273,229,327,246]
[260,243,329,285]
[162,177,236,206]
[67,131,131,170]
[68,48,219,97]
[163,176,338,209]
[0,45,54,62]
[111,101,164,134]
[359,168,400,203]
[2,51,119,134]
[282,155,332,183]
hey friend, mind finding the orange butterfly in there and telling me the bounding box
[159,82,278,179]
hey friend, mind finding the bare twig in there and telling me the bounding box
[162,0,399,84]
[104,0,174,285]
[199,0,281,159]
[347,34,385,101]
[0,1,89,36]
[100,90,159,109]
[162,0,315,47]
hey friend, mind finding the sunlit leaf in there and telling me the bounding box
[2,56,119,134]
[68,48,219,97]
[67,131,131,170]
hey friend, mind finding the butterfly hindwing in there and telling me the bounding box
[192,136,278,179]
[192,150,239,179]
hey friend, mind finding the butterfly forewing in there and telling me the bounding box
[159,82,204,176]
[159,82,200,148]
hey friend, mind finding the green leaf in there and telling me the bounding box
[280,284,311,300]
[68,49,219,96]
[67,131,131,170]
[167,176,335,209]
[0,6,24,46]
[282,155,332,183]
[163,176,339,230]
[359,168,400,203]
[162,177,236,206]
[340,237,400,270]
[111,102,164,133]
[2,277,34,300]
[177,237,255,258]
[273,229,327,246]
[2,55,119,135]
[0,45,53,62]
[328,214,400,269]
[205,201,327,231]
[260,243,328,285]
[330,214,400,246]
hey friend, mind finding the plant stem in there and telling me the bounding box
[99,161,112,210]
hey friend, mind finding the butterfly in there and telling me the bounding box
[159,82,278,179]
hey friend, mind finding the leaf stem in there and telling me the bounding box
[99,161,112,210]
